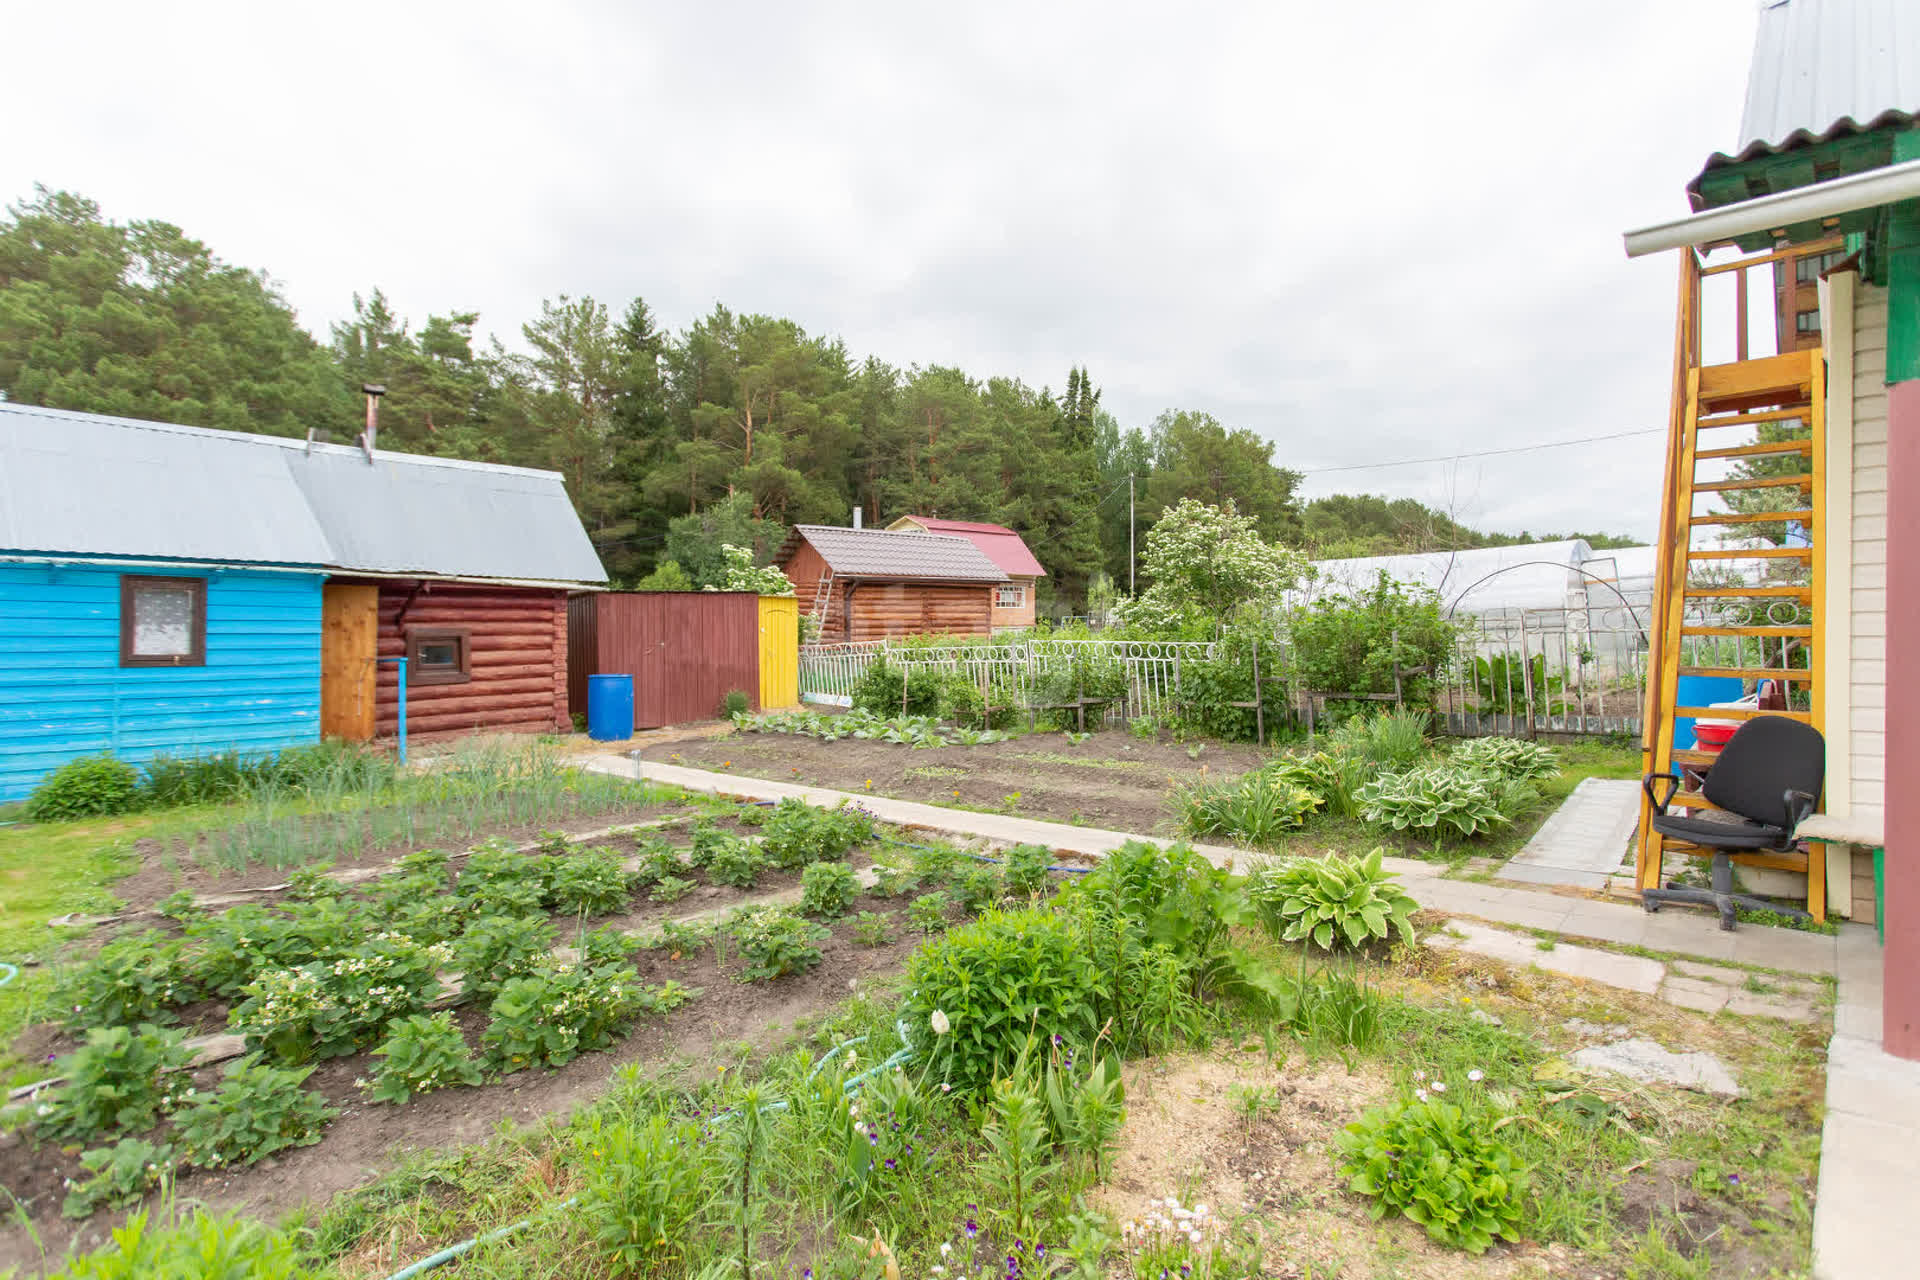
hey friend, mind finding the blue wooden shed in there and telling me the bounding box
[0,402,606,803]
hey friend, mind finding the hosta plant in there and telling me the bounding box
[725,907,830,981]
[800,860,860,918]
[1449,736,1560,782]
[35,1025,197,1144]
[1245,848,1418,951]
[1357,764,1512,840]
[172,1056,337,1170]
[367,1012,484,1103]
[1335,1091,1528,1253]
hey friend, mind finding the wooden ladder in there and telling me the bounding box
[809,570,836,640]
[1636,242,1833,917]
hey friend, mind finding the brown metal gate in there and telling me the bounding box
[568,593,762,728]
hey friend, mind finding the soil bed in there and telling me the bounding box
[668,728,1270,836]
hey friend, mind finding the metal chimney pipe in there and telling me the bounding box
[852,505,863,530]
[361,383,386,461]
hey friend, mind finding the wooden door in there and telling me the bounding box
[320,584,379,740]
[757,596,798,709]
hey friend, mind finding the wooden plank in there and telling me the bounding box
[1680,624,1812,638]
[1807,351,1827,737]
[1696,350,1816,405]
[1695,439,1812,461]
[1688,546,1813,560]
[1697,235,1846,276]
[1673,705,1813,722]
[1682,586,1810,598]
[1694,406,1812,428]
[1677,666,1814,682]
[1688,509,1813,526]
[320,584,379,741]
[1691,474,1813,493]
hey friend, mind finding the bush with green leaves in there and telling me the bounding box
[53,932,200,1031]
[800,860,860,918]
[903,907,1105,1095]
[41,1208,307,1279]
[704,837,767,888]
[950,864,1002,915]
[1001,843,1054,898]
[26,754,141,822]
[851,658,944,716]
[759,799,871,869]
[548,846,635,915]
[575,1110,717,1275]
[1449,736,1560,782]
[849,911,894,947]
[1246,849,1418,951]
[1358,764,1513,840]
[649,874,696,903]
[1067,839,1236,975]
[725,907,830,981]
[684,822,734,867]
[367,1012,485,1103]
[482,962,652,1070]
[1335,1092,1528,1253]
[453,914,557,999]
[1174,768,1321,846]
[172,1055,337,1170]
[229,932,451,1062]
[720,688,753,717]
[35,1025,197,1145]
[1288,573,1454,716]
[62,1137,174,1219]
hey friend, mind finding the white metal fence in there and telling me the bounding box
[799,638,1217,724]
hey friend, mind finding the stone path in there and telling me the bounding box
[1499,777,1641,889]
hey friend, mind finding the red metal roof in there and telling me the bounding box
[898,517,1046,578]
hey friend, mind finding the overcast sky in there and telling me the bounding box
[9,1,1765,542]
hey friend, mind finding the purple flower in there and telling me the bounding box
[883,1158,897,1171]
[965,1217,979,1239]
[1727,1173,1741,1185]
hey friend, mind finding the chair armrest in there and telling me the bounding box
[1784,790,1819,830]
[1643,772,1681,816]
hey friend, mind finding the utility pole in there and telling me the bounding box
[1128,473,1136,596]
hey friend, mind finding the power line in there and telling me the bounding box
[1298,427,1664,476]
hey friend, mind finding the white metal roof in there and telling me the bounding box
[1730,0,1918,159]
[1300,540,1598,615]
[0,402,607,584]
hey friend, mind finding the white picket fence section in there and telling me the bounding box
[798,638,1217,723]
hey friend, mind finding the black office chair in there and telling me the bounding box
[1642,715,1825,930]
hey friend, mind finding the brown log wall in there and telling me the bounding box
[357,580,570,738]
[785,539,993,641]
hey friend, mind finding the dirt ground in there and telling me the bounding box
[0,826,918,1274]
[666,728,1270,835]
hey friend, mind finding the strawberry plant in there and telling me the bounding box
[53,932,199,1031]
[230,932,450,1062]
[62,1137,174,1219]
[367,1011,484,1103]
[172,1055,336,1170]
[35,1025,196,1145]
[703,836,766,888]
[482,962,653,1070]
[548,846,635,915]
[800,861,859,918]
[1001,844,1054,899]
[759,799,871,869]
[453,914,557,1000]
[725,908,829,981]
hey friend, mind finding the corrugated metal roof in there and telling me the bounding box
[0,402,335,564]
[1717,0,1918,164]
[0,402,607,584]
[890,516,1048,577]
[781,525,1007,582]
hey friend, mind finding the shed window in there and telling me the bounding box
[120,576,206,667]
[406,628,471,685]
[1794,250,1846,284]
[995,584,1025,609]
[1794,309,1821,334]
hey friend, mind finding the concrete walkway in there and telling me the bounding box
[592,757,1845,978]
[1500,777,1641,890]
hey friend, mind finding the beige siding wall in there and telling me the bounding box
[1849,282,1889,827]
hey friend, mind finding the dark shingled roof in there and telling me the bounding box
[778,525,1008,583]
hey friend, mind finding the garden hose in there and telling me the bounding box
[381,1020,924,1279]
[0,962,16,989]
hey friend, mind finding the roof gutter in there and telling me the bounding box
[1623,156,1920,257]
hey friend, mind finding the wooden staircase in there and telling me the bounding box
[1635,240,1837,918]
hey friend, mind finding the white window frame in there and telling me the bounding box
[995,584,1025,609]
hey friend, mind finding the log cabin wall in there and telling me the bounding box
[845,582,992,640]
[349,580,570,737]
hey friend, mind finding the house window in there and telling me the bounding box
[1795,309,1821,334]
[406,628,471,685]
[995,584,1025,609]
[120,576,206,667]
[1794,250,1846,284]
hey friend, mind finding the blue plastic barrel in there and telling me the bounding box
[587,674,634,741]
[1673,674,1743,749]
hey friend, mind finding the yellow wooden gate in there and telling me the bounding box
[757,595,799,709]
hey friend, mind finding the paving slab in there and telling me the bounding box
[1658,976,1730,1014]
[1426,920,1665,994]
[1568,1038,1742,1096]
[1499,778,1641,889]
[1723,991,1817,1023]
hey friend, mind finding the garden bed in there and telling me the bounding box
[666,727,1270,835]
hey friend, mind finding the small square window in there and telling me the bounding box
[1795,309,1821,334]
[995,584,1025,609]
[406,628,471,685]
[120,576,206,667]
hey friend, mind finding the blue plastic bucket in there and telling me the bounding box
[1673,674,1743,749]
[587,674,634,742]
